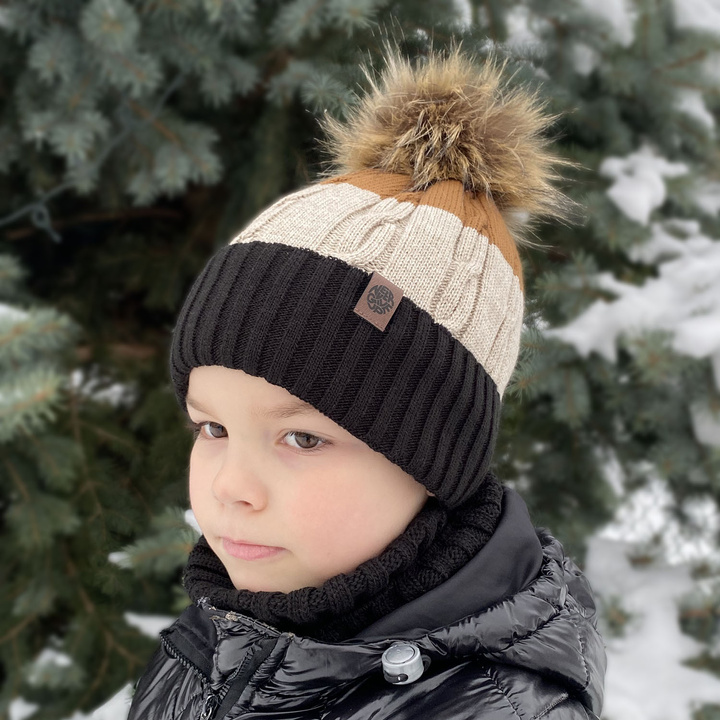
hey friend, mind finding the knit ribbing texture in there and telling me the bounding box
[170,241,501,507]
[183,472,504,642]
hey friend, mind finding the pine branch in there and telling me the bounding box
[4,207,183,241]
[0,73,185,242]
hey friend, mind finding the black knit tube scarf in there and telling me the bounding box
[183,473,504,642]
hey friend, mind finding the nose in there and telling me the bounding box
[211,446,268,510]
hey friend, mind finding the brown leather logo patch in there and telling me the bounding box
[353,271,404,331]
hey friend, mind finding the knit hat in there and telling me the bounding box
[169,46,570,508]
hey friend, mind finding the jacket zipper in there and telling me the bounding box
[198,692,219,720]
[161,631,280,720]
[199,652,252,720]
[160,634,219,720]
[161,634,209,687]
[210,636,279,719]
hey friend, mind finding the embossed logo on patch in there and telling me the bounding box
[353,272,404,331]
[367,284,395,315]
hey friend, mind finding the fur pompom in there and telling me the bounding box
[321,44,575,238]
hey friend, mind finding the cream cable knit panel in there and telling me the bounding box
[232,181,524,397]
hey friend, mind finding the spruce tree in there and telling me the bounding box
[0,0,719,717]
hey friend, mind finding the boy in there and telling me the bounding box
[128,46,606,719]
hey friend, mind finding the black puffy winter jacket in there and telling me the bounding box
[128,487,606,719]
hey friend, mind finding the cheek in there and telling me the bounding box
[188,447,210,517]
[288,462,425,575]
[290,484,359,542]
[292,492,373,573]
[188,473,201,512]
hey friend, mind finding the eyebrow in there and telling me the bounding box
[185,395,319,420]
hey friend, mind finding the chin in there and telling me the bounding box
[229,571,320,594]
[228,572,287,593]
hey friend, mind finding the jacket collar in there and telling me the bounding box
[172,487,605,716]
[357,486,543,639]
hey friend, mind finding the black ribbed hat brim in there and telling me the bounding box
[169,242,500,507]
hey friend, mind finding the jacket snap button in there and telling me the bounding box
[382,642,425,685]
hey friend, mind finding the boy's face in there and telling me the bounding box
[186,365,430,593]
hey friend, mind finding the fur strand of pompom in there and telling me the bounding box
[320,43,575,242]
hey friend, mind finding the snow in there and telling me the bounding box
[25,645,86,691]
[33,648,72,667]
[62,683,133,720]
[68,368,138,408]
[27,648,73,687]
[595,447,625,496]
[504,5,541,50]
[571,42,599,76]
[108,550,130,567]
[576,0,636,47]
[184,508,202,534]
[694,181,720,216]
[599,146,688,225]
[585,533,720,720]
[600,475,720,565]
[0,302,29,321]
[124,612,175,639]
[673,0,720,33]
[548,220,720,393]
[8,699,38,720]
[452,0,471,26]
[675,89,716,131]
[690,402,720,446]
[629,219,697,262]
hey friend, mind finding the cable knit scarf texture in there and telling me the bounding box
[182,473,504,641]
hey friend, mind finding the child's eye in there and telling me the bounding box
[185,421,326,451]
[284,431,326,451]
[186,420,226,440]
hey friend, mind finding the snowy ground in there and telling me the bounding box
[586,533,720,720]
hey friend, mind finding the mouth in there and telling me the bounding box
[221,537,286,561]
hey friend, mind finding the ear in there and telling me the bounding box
[426,489,435,497]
